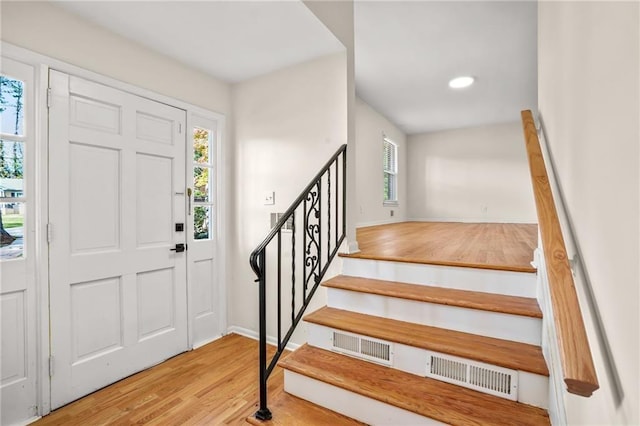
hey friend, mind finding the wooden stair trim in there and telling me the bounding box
[323,275,543,318]
[280,345,550,426]
[339,252,537,273]
[521,110,598,396]
[305,307,549,376]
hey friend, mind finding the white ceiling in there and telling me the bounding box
[53,1,345,83]
[355,1,537,134]
[52,1,537,135]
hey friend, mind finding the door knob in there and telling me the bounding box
[170,243,186,253]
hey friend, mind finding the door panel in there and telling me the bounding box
[136,111,174,144]
[193,258,215,317]
[49,70,188,409]
[136,154,172,246]
[137,268,175,341]
[69,143,121,253]
[1,291,27,383]
[70,277,122,362]
[69,95,121,134]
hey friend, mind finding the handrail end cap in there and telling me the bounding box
[565,378,599,397]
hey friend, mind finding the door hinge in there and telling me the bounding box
[47,87,52,108]
[178,122,182,133]
[46,223,53,244]
[49,356,54,377]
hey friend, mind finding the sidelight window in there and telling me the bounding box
[0,76,26,259]
[192,127,214,240]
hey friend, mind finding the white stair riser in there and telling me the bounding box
[342,258,537,298]
[307,323,549,409]
[519,371,550,410]
[327,288,542,345]
[284,370,445,425]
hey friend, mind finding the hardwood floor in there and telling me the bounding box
[33,334,357,425]
[341,222,538,272]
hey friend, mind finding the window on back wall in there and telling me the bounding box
[383,136,398,204]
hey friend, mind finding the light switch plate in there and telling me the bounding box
[264,191,275,205]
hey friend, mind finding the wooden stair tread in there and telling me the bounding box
[305,307,549,376]
[246,392,364,425]
[280,345,550,426]
[324,275,542,318]
[339,251,537,273]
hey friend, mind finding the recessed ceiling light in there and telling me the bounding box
[449,76,475,89]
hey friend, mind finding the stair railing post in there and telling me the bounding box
[255,249,272,420]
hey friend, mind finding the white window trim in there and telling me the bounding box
[383,136,398,206]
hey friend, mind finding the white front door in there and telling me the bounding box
[0,57,38,425]
[48,70,189,408]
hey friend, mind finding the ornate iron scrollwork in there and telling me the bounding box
[304,181,321,296]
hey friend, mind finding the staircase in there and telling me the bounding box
[256,251,551,425]
[247,111,600,425]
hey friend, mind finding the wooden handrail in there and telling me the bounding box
[520,110,599,397]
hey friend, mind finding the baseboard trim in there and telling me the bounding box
[407,217,537,224]
[192,333,225,350]
[227,326,301,352]
[356,218,405,228]
[21,415,41,426]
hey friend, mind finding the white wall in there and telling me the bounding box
[355,97,407,227]
[304,0,359,253]
[538,2,639,424]
[230,53,347,344]
[0,1,231,115]
[407,122,537,223]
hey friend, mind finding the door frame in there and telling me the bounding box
[1,42,227,419]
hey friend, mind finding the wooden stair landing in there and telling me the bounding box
[324,275,542,318]
[340,222,538,273]
[280,345,550,426]
[305,306,549,376]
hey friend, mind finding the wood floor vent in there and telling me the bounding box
[426,351,518,400]
[331,331,393,366]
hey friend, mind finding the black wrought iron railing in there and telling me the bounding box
[249,144,347,420]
